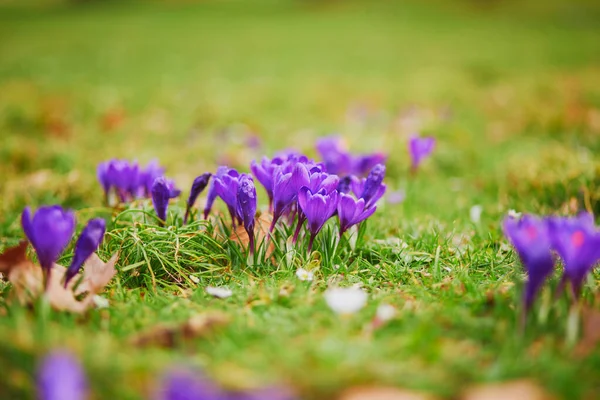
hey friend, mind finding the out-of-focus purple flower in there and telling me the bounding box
[408,135,436,172]
[64,218,106,287]
[352,164,387,209]
[337,193,376,236]
[140,160,166,197]
[271,163,310,231]
[387,189,406,204]
[250,157,284,211]
[352,153,387,176]
[547,213,600,298]
[157,369,222,400]
[164,178,181,199]
[316,136,354,175]
[237,175,257,254]
[21,206,76,273]
[38,351,87,400]
[503,215,555,311]
[337,176,353,194]
[184,173,212,224]
[232,387,297,400]
[152,177,171,226]
[298,187,339,252]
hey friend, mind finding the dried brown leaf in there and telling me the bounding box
[574,306,600,357]
[74,253,118,295]
[130,312,230,348]
[0,241,29,274]
[339,387,438,400]
[229,212,274,257]
[461,380,552,400]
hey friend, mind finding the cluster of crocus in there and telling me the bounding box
[315,136,386,176]
[21,205,106,288]
[503,212,600,313]
[408,135,435,173]
[97,159,180,204]
[37,351,295,400]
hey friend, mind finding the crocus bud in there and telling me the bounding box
[297,187,339,253]
[152,177,171,226]
[237,175,257,254]
[21,206,76,273]
[64,218,106,287]
[38,351,87,400]
[184,173,212,224]
[408,136,436,172]
[360,164,387,209]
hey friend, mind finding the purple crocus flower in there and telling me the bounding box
[184,173,212,224]
[352,164,387,209]
[141,160,166,197]
[337,193,376,236]
[408,135,436,172]
[297,187,339,252]
[64,218,106,287]
[237,175,257,254]
[38,351,87,400]
[337,176,353,194]
[157,369,223,400]
[204,167,242,226]
[316,136,353,175]
[152,177,171,226]
[21,205,76,277]
[547,213,600,298]
[250,157,284,211]
[270,163,310,232]
[352,153,387,176]
[503,215,555,311]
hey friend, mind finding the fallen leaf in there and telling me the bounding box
[0,241,29,274]
[130,312,230,348]
[339,386,437,400]
[461,380,551,400]
[574,306,600,357]
[74,253,119,295]
[229,212,274,257]
[0,244,118,313]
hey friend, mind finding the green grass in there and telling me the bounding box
[1,0,600,398]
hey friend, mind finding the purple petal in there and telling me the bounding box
[37,351,87,400]
[65,218,106,287]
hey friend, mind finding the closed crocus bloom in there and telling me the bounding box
[203,167,240,225]
[64,218,106,287]
[184,173,212,224]
[141,160,166,197]
[354,164,387,209]
[298,187,339,252]
[38,351,87,400]
[337,193,376,236]
[250,157,283,211]
[21,206,76,273]
[271,163,310,231]
[152,177,171,226]
[503,215,555,311]
[547,213,600,298]
[237,175,257,254]
[408,135,436,172]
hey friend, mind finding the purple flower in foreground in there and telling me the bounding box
[250,157,284,211]
[184,173,212,224]
[298,187,339,252]
[353,164,387,209]
[547,213,600,298]
[237,175,257,254]
[152,177,171,226]
[503,215,555,311]
[38,351,87,400]
[337,193,376,236]
[21,206,76,274]
[204,167,242,226]
[408,136,436,172]
[271,163,310,231]
[157,369,222,400]
[64,218,106,287]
